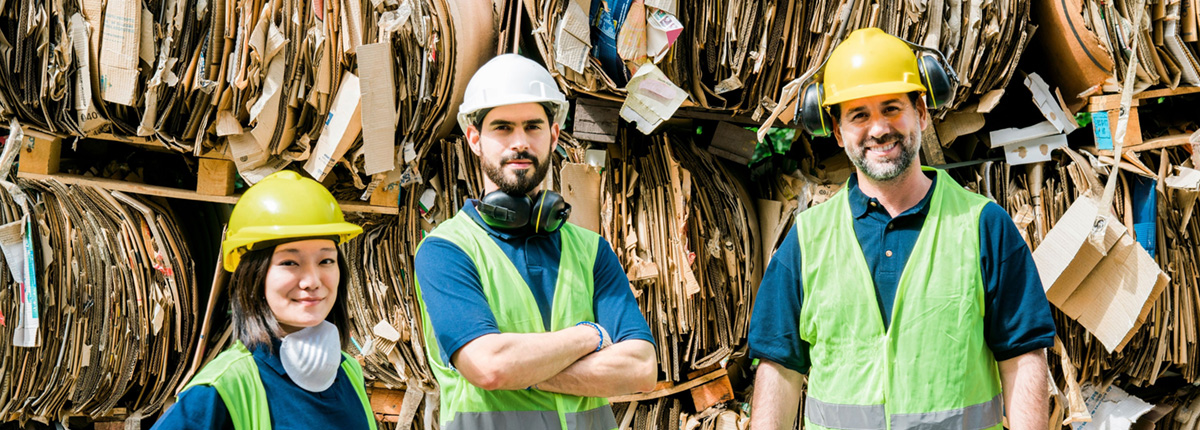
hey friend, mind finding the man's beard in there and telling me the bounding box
[847,130,921,182]
[482,150,551,195]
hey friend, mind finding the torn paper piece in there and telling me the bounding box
[98,0,141,105]
[1092,111,1114,150]
[617,0,648,63]
[1166,166,1200,191]
[555,0,592,74]
[358,42,397,175]
[561,163,602,233]
[620,63,688,134]
[989,121,1060,148]
[645,0,677,15]
[304,72,363,181]
[70,13,109,133]
[228,132,289,184]
[1072,383,1154,430]
[646,8,684,62]
[1025,72,1079,134]
[417,188,438,218]
[1,218,39,347]
[935,110,986,147]
[1004,133,1068,165]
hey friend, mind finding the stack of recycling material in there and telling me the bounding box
[612,399,748,430]
[521,0,1033,119]
[599,129,761,383]
[0,178,196,426]
[1036,0,1200,114]
[0,0,495,188]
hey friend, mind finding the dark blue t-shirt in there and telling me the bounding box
[415,201,655,366]
[747,172,1056,373]
[150,339,370,430]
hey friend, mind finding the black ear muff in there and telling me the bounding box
[799,81,834,137]
[478,190,532,230]
[917,53,955,110]
[531,190,571,234]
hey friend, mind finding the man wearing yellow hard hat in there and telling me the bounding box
[154,171,375,430]
[412,54,657,430]
[747,28,1055,430]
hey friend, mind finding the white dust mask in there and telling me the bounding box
[280,320,342,392]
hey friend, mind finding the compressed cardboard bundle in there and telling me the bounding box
[0,0,497,190]
[0,179,196,426]
[599,129,761,382]
[519,0,1033,122]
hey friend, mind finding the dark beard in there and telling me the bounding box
[482,150,551,195]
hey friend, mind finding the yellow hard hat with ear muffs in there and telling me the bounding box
[797,28,961,137]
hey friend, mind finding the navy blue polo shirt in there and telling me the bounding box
[151,338,370,430]
[414,201,655,366]
[747,172,1056,373]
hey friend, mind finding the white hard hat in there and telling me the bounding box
[456,54,569,132]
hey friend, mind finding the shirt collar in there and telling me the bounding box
[462,199,553,240]
[250,337,289,376]
[846,170,939,219]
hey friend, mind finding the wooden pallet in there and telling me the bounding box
[609,367,734,412]
[1088,86,1200,156]
[13,129,399,215]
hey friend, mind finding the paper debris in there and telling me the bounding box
[620,63,688,134]
[1073,383,1154,430]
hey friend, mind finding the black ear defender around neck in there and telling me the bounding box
[478,190,572,233]
[796,39,960,137]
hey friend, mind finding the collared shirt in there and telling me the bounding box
[150,338,370,430]
[414,201,655,365]
[748,171,1056,373]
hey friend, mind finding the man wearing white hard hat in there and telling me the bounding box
[413,54,657,430]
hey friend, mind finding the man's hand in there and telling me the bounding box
[999,349,1049,430]
[750,360,804,430]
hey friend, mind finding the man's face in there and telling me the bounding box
[466,103,559,196]
[832,93,929,183]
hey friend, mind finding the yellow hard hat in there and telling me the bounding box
[221,170,362,272]
[821,28,928,107]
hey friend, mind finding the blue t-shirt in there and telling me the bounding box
[748,172,1056,373]
[415,201,655,366]
[151,339,370,430]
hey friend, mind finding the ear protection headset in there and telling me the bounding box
[478,190,573,233]
[798,38,960,137]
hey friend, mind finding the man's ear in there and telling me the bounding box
[465,125,483,156]
[550,123,561,152]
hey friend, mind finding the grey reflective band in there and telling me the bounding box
[806,394,1003,430]
[445,410,560,430]
[890,394,1003,430]
[445,405,617,430]
[805,397,887,429]
[566,405,618,430]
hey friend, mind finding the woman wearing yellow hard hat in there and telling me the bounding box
[151,171,375,430]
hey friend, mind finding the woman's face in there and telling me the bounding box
[265,239,340,334]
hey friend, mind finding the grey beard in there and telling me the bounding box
[848,130,921,182]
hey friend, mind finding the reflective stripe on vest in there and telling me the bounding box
[805,394,1002,430]
[182,341,378,430]
[445,405,618,430]
[797,167,1002,430]
[415,212,614,430]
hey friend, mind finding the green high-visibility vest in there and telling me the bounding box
[414,211,617,430]
[796,168,1003,430]
[182,341,378,430]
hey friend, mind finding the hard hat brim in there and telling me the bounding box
[222,222,364,272]
[821,82,928,107]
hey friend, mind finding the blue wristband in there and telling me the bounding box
[576,321,604,352]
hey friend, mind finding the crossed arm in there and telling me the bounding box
[452,325,658,397]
